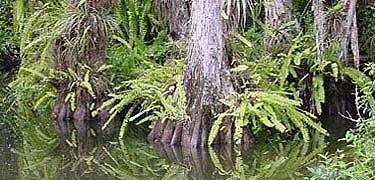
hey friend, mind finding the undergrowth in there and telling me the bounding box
[308,63,375,179]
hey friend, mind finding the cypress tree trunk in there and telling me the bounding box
[182,0,230,147]
[350,5,360,68]
[51,0,115,147]
[147,0,254,147]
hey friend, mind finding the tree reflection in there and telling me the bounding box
[15,132,326,179]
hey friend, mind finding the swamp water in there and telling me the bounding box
[0,119,350,180]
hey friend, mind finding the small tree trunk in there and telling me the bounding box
[313,0,325,64]
[337,0,357,65]
[351,8,360,69]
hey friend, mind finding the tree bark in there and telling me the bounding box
[155,0,189,41]
[51,0,115,148]
[313,0,325,64]
[182,0,232,147]
[351,7,360,69]
[147,0,255,147]
[264,0,294,50]
[336,0,358,66]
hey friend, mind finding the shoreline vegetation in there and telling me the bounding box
[0,0,375,179]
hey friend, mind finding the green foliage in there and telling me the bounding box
[343,64,375,119]
[232,31,339,115]
[10,0,118,131]
[0,0,18,53]
[358,2,375,60]
[209,90,328,144]
[308,63,375,179]
[308,121,375,179]
[8,2,63,129]
[107,33,168,83]
[213,31,332,144]
[107,0,168,83]
[99,0,184,138]
[0,73,18,129]
[114,0,160,44]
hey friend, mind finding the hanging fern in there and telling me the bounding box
[312,74,325,115]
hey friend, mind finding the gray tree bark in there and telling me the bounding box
[182,0,254,147]
[351,7,360,68]
[337,0,359,67]
[147,0,254,147]
[183,0,231,147]
[264,0,294,49]
[155,0,189,40]
[313,0,325,64]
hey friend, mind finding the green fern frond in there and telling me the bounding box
[279,58,291,87]
[208,112,227,145]
[312,74,325,115]
[263,105,286,133]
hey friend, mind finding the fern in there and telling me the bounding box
[312,74,325,115]
[99,59,186,137]
[210,90,329,144]
[344,66,375,118]
[8,2,64,127]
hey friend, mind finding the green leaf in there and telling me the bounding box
[259,116,274,127]
[112,35,131,49]
[264,105,286,133]
[312,74,325,115]
[279,58,291,87]
[78,0,87,7]
[331,63,339,81]
[208,113,227,145]
[235,33,252,48]
[80,81,96,98]
[33,92,55,110]
[231,65,249,72]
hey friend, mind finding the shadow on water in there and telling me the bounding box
[321,117,355,153]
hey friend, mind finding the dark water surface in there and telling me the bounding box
[0,119,350,180]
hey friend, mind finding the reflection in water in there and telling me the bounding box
[12,127,112,179]
[149,133,326,179]
[12,132,326,179]
[99,133,326,179]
